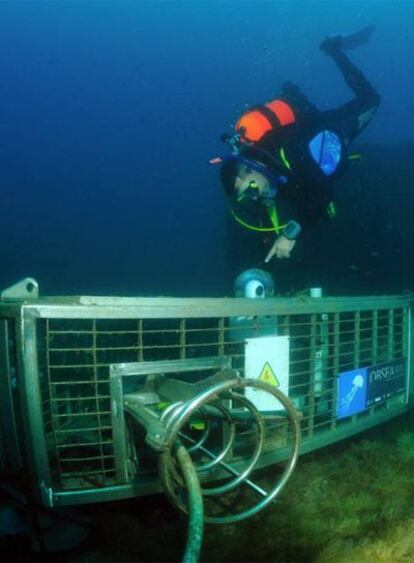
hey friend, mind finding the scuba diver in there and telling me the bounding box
[211,26,380,263]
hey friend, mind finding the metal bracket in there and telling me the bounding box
[123,369,235,451]
[1,278,39,301]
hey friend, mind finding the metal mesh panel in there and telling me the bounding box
[36,306,409,492]
[0,318,24,470]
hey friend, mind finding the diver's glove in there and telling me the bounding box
[320,35,343,55]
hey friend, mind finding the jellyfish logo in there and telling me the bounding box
[337,368,368,419]
[340,374,364,411]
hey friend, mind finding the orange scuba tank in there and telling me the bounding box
[235,99,296,144]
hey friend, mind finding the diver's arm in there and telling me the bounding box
[264,201,329,262]
[264,220,301,262]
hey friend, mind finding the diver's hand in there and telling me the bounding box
[265,235,296,262]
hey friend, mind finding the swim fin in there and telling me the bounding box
[320,25,375,54]
[341,25,375,50]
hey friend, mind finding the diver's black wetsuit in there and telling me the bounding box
[321,48,380,142]
[256,47,380,230]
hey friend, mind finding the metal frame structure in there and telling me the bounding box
[1,283,413,509]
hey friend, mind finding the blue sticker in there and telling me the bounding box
[366,359,406,407]
[337,368,368,419]
[308,130,342,176]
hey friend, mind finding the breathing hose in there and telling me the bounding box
[174,441,204,563]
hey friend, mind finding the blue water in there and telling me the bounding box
[0,1,412,296]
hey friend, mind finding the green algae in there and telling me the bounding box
[200,412,414,562]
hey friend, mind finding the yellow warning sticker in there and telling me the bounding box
[258,362,280,387]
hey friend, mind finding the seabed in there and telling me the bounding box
[51,411,414,563]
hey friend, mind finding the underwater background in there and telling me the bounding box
[1,4,414,563]
[0,0,413,298]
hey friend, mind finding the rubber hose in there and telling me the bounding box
[175,441,204,563]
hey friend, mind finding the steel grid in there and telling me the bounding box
[0,294,411,505]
